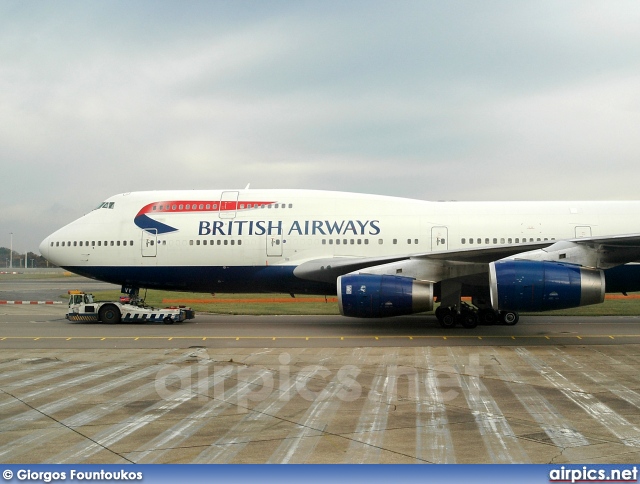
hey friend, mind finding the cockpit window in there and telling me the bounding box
[94,201,115,210]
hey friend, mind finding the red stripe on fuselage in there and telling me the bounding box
[136,201,277,217]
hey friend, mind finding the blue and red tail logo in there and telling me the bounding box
[134,200,276,234]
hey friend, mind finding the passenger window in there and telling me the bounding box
[461,238,466,244]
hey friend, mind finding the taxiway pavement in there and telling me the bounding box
[2,276,640,464]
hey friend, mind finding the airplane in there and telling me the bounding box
[38,189,640,328]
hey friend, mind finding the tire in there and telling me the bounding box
[459,312,479,329]
[98,304,121,324]
[438,309,456,328]
[163,317,174,325]
[479,309,497,325]
[501,311,519,326]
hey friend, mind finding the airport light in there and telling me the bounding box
[9,232,12,270]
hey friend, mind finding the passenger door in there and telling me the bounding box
[141,229,157,257]
[431,226,448,251]
[219,191,239,219]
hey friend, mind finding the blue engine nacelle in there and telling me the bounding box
[489,260,605,312]
[337,274,434,318]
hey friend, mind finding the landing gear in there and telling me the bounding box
[436,303,478,329]
[436,307,456,328]
[435,305,518,328]
[121,285,143,305]
[500,311,519,325]
[478,308,498,325]
[435,280,519,328]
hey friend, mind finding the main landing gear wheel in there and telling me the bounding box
[436,308,456,328]
[458,312,478,329]
[478,308,498,325]
[500,311,519,325]
[99,304,121,324]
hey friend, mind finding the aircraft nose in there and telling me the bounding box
[39,236,50,261]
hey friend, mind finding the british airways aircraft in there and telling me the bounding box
[39,189,640,328]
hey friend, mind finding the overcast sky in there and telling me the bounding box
[2,1,640,253]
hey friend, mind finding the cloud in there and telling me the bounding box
[1,1,640,250]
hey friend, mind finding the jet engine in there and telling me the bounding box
[489,260,604,312]
[337,274,434,318]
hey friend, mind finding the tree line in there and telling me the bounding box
[0,247,54,268]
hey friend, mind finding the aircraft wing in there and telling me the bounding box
[292,233,640,284]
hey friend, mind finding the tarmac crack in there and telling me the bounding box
[0,387,135,464]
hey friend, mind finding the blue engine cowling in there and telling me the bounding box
[337,274,434,318]
[489,260,605,312]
